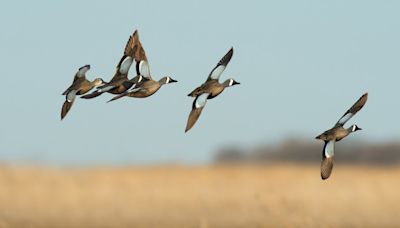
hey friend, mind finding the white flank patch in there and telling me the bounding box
[137,75,143,83]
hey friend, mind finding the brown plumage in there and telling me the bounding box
[185,48,239,133]
[108,77,177,102]
[61,65,104,120]
[315,93,368,180]
[185,107,205,133]
[107,31,176,103]
[81,30,144,99]
[321,157,334,180]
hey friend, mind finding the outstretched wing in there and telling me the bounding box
[206,47,233,82]
[61,90,77,120]
[185,93,209,133]
[63,65,90,95]
[131,31,152,80]
[335,93,368,127]
[73,65,90,82]
[110,55,134,82]
[321,140,335,180]
[123,30,152,80]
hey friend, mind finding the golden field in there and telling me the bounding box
[0,164,399,228]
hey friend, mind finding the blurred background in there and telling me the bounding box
[0,0,399,227]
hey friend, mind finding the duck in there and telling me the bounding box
[81,30,145,99]
[61,65,105,120]
[108,76,177,101]
[315,93,368,180]
[107,31,177,102]
[185,47,239,133]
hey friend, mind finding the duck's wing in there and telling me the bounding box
[206,47,233,82]
[80,82,118,99]
[63,65,90,95]
[107,87,142,103]
[321,140,335,180]
[130,31,152,80]
[335,93,368,127]
[124,30,152,80]
[109,55,134,83]
[187,85,204,97]
[73,65,90,82]
[61,90,77,120]
[185,93,209,133]
[89,43,135,95]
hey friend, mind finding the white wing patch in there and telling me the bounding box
[195,93,209,109]
[77,65,90,77]
[119,56,133,74]
[67,90,77,102]
[210,65,226,80]
[139,60,151,79]
[324,140,335,158]
[338,113,353,125]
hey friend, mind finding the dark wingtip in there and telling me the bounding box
[107,93,125,103]
[79,64,90,71]
[107,96,118,103]
[133,30,139,37]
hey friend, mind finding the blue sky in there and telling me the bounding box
[0,1,399,165]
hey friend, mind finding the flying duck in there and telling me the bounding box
[315,93,368,180]
[107,31,177,102]
[61,65,105,120]
[81,30,144,99]
[184,47,239,133]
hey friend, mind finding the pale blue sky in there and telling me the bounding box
[0,1,399,165]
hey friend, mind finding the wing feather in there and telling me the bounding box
[321,140,335,180]
[206,48,233,82]
[335,93,368,127]
[185,93,209,132]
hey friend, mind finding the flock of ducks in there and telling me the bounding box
[61,30,368,180]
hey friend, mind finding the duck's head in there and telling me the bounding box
[351,124,362,132]
[160,76,178,85]
[93,78,106,87]
[223,78,240,87]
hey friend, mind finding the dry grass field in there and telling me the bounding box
[0,164,399,227]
